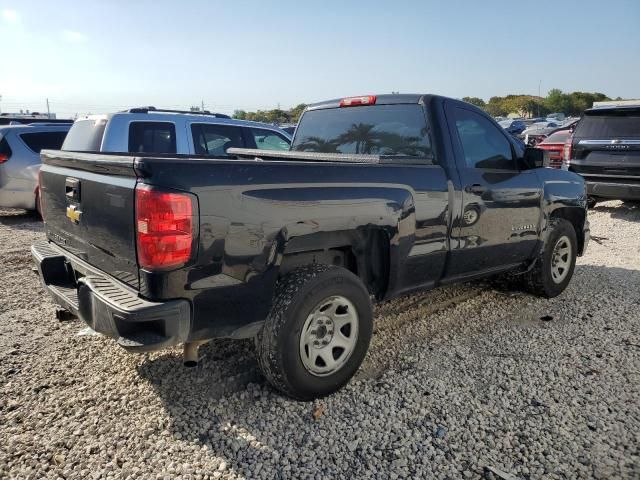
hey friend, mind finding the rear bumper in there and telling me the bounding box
[31,240,191,352]
[0,180,37,210]
[586,181,640,200]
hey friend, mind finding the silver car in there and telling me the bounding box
[0,123,70,212]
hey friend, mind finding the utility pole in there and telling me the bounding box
[46,98,51,119]
[201,99,205,112]
[537,80,542,117]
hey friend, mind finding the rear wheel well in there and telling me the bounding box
[549,208,586,255]
[279,228,390,299]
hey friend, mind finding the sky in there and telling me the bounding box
[1,0,639,118]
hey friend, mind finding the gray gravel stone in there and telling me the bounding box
[1,201,639,479]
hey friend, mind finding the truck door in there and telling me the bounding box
[444,103,542,277]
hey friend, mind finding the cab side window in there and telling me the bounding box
[453,108,516,170]
[191,124,244,156]
[248,128,290,151]
[129,122,176,154]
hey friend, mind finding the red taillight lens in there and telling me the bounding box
[0,153,9,164]
[562,135,573,168]
[339,95,377,107]
[135,185,194,270]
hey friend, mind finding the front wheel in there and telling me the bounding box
[524,218,577,298]
[256,264,373,400]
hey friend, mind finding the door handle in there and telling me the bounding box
[465,184,487,194]
[65,177,81,201]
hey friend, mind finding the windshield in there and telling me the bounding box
[292,104,431,156]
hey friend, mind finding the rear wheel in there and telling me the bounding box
[256,264,373,400]
[523,218,577,298]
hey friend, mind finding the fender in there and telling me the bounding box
[531,168,589,265]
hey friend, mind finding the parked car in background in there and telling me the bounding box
[547,112,566,122]
[523,121,561,145]
[498,119,526,135]
[281,125,296,136]
[537,130,571,168]
[63,107,291,155]
[33,93,588,400]
[524,118,580,146]
[0,115,73,126]
[522,120,560,145]
[565,104,640,207]
[0,123,70,213]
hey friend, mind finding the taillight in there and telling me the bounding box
[562,135,573,168]
[135,184,195,270]
[339,95,377,107]
[0,153,9,164]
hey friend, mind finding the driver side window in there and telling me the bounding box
[453,108,516,170]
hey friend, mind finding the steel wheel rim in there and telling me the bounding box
[299,295,359,377]
[551,235,572,284]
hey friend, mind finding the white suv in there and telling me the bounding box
[62,107,291,155]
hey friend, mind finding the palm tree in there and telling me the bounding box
[336,123,379,154]
[295,136,339,153]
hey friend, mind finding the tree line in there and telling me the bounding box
[233,89,621,124]
[233,104,307,124]
[462,89,620,118]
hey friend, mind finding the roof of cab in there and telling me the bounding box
[305,94,452,112]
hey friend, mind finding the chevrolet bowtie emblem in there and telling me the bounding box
[66,205,82,224]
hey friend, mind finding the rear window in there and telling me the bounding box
[129,121,177,154]
[292,104,431,157]
[19,131,68,153]
[62,119,107,152]
[574,110,640,138]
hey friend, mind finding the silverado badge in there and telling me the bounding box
[66,205,82,224]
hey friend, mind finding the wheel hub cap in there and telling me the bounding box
[550,235,572,284]
[299,296,359,377]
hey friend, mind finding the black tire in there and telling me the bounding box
[587,196,599,209]
[523,218,577,298]
[256,264,373,400]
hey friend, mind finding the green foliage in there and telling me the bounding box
[476,89,612,118]
[462,97,486,108]
[232,104,307,124]
[233,90,615,125]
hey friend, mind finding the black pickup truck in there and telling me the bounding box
[33,94,589,399]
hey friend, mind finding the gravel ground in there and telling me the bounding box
[1,201,639,479]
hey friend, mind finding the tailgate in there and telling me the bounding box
[571,109,640,178]
[40,150,140,288]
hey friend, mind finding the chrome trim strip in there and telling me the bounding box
[578,139,640,145]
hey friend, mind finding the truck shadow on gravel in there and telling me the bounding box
[0,209,43,232]
[592,200,640,222]
[133,263,640,478]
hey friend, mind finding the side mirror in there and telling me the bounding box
[523,147,549,169]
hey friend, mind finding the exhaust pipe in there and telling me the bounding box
[183,340,208,367]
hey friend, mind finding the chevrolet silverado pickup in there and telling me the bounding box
[33,94,589,400]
